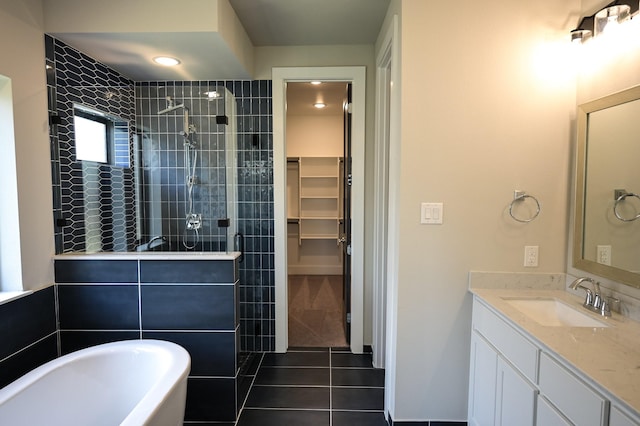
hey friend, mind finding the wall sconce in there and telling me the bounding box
[571,0,638,43]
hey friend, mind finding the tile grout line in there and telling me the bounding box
[329,347,333,426]
[235,352,265,426]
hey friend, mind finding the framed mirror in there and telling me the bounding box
[574,84,640,288]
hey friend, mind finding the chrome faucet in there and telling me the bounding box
[569,277,610,317]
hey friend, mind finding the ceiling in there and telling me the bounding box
[45,0,389,82]
[287,82,348,116]
[228,0,390,46]
[45,0,387,115]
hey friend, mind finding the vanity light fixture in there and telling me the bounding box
[310,81,322,85]
[571,0,637,43]
[153,56,181,66]
[314,102,326,109]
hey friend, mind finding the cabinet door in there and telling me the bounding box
[537,395,572,426]
[610,405,640,426]
[496,357,536,426]
[468,333,498,426]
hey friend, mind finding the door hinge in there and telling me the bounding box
[347,244,352,256]
[347,174,352,186]
[347,313,351,323]
[347,103,353,114]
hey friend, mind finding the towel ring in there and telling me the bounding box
[509,191,540,223]
[613,190,640,222]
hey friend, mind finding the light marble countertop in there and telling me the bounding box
[54,251,242,260]
[470,288,640,416]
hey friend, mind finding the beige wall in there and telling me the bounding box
[0,0,54,291]
[286,115,343,157]
[385,0,578,420]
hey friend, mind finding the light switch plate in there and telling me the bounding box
[421,202,443,224]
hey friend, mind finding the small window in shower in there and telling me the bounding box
[73,106,111,164]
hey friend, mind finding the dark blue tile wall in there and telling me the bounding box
[0,287,58,388]
[54,257,240,423]
[46,35,137,253]
[45,35,275,352]
[135,80,276,353]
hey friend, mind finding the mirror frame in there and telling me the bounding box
[573,84,640,289]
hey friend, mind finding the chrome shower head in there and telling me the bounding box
[158,96,185,114]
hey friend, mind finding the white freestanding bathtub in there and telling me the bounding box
[0,340,191,426]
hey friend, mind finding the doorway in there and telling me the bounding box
[285,82,350,347]
[272,67,366,354]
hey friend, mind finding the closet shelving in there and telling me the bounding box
[287,157,343,245]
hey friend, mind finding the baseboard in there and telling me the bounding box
[287,265,342,275]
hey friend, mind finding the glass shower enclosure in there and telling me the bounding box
[135,84,238,253]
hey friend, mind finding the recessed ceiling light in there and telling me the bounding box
[314,102,326,109]
[153,56,181,66]
[311,81,322,85]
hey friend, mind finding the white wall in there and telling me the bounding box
[383,0,578,420]
[0,0,54,291]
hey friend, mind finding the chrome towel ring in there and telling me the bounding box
[613,189,640,222]
[509,190,540,223]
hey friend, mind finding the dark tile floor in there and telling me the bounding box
[236,347,387,426]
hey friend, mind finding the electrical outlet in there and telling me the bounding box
[596,245,611,266]
[524,246,538,267]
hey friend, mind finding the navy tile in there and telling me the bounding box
[332,352,373,367]
[246,385,330,409]
[143,331,236,376]
[141,285,235,330]
[58,284,139,329]
[430,422,467,426]
[332,368,385,387]
[262,351,329,367]
[333,411,388,426]
[60,331,139,354]
[0,287,56,359]
[255,367,330,386]
[140,259,235,283]
[0,334,58,388]
[333,387,384,411]
[55,260,138,283]
[185,377,236,422]
[237,408,329,426]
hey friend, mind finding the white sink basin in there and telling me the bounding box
[503,297,609,328]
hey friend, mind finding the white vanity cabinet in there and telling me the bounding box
[469,301,537,426]
[495,356,537,425]
[469,296,639,426]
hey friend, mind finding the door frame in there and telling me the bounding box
[273,66,366,354]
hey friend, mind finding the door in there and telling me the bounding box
[342,84,352,342]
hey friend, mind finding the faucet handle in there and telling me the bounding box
[593,292,603,309]
[599,298,611,317]
[605,296,621,314]
[582,288,594,307]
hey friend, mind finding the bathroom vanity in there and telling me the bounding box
[468,288,640,426]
